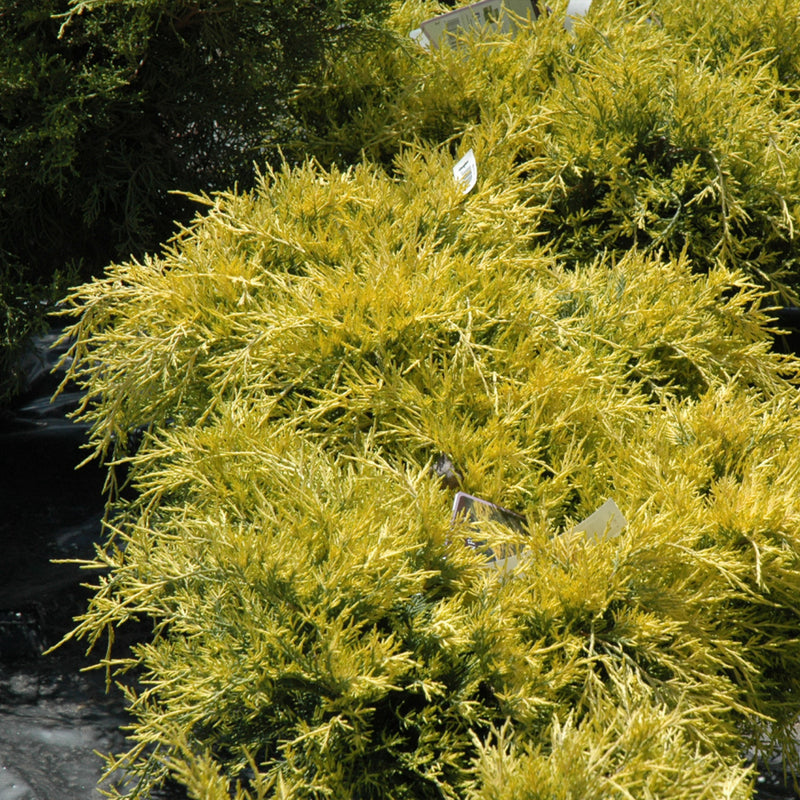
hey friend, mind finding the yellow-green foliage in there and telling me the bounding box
[60,154,800,798]
[291,0,800,298]
[56,1,800,798]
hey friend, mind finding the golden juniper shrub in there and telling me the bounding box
[57,142,800,800]
[53,0,800,797]
[290,0,800,298]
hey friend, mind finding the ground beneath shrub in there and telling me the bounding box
[1,644,135,800]
[0,330,187,800]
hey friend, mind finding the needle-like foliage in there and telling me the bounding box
[292,0,800,299]
[55,0,800,798]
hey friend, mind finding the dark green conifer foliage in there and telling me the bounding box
[55,0,800,798]
[0,0,389,401]
[0,0,390,277]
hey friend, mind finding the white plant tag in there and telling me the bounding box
[410,0,591,47]
[416,0,539,50]
[450,491,528,572]
[572,498,626,542]
[453,149,478,194]
[409,27,431,49]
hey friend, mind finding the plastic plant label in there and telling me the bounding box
[571,498,627,542]
[453,149,478,194]
[416,0,540,50]
[409,27,431,49]
[449,493,624,573]
[451,491,528,570]
[410,0,593,46]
